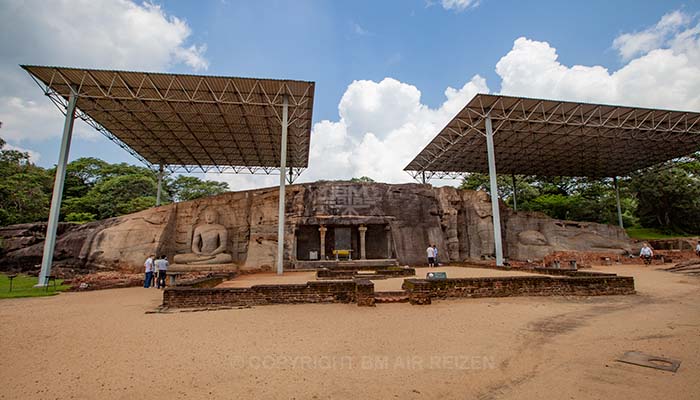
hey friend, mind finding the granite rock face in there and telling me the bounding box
[0,182,632,274]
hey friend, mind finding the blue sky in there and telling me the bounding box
[161,0,692,119]
[1,0,699,189]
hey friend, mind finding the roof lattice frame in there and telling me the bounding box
[23,65,315,176]
[405,94,700,178]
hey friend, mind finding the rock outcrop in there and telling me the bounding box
[0,182,632,275]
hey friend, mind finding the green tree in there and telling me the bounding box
[350,176,375,183]
[89,174,159,219]
[0,137,52,226]
[460,173,635,225]
[630,162,700,233]
[61,159,167,221]
[168,175,229,202]
[63,157,109,199]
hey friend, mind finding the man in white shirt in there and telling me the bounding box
[639,243,653,265]
[155,255,169,289]
[426,245,436,267]
[143,255,154,288]
[695,241,700,257]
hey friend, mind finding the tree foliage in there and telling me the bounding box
[0,137,52,226]
[168,175,229,202]
[460,174,639,228]
[0,133,232,227]
[629,161,700,233]
[350,176,375,183]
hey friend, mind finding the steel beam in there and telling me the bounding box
[276,95,289,275]
[37,88,78,287]
[485,115,504,267]
[156,164,164,206]
[614,176,624,229]
[512,173,518,212]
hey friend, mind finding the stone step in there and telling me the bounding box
[374,291,409,304]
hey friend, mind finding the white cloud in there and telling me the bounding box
[496,11,700,111]
[353,22,370,36]
[301,76,489,184]
[613,10,691,60]
[0,0,209,150]
[210,76,490,190]
[3,143,41,163]
[440,0,481,12]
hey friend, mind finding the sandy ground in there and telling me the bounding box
[217,267,541,291]
[1,264,699,400]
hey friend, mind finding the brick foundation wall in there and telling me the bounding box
[403,275,635,305]
[163,280,359,309]
[355,279,375,307]
[531,268,618,277]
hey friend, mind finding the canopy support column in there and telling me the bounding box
[613,176,624,229]
[485,115,504,267]
[421,171,426,184]
[37,88,78,287]
[155,164,164,206]
[276,95,289,275]
[511,173,518,212]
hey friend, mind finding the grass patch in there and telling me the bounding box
[626,228,697,240]
[0,274,70,299]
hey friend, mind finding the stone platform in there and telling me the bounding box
[168,263,239,273]
[292,259,399,270]
[316,266,415,280]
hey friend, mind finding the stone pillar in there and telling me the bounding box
[359,225,367,260]
[319,225,327,260]
[385,225,392,259]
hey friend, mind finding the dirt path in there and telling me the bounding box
[0,264,698,399]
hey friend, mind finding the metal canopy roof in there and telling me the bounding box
[22,65,315,175]
[405,94,700,178]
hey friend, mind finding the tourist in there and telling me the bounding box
[433,245,439,266]
[426,244,436,267]
[155,255,169,288]
[143,254,154,288]
[640,243,654,265]
[696,241,700,257]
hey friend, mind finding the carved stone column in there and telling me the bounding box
[385,225,392,259]
[319,225,327,260]
[358,225,367,260]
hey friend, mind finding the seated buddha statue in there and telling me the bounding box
[173,208,233,265]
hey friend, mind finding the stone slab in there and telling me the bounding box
[616,351,681,372]
[168,263,239,273]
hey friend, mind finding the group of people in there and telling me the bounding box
[144,255,169,288]
[426,244,439,267]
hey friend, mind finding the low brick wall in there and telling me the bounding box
[355,280,375,307]
[531,268,617,277]
[163,280,365,308]
[402,275,635,305]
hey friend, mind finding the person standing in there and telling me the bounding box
[696,241,700,257]
[155,255,169,289]
[143,255,154,288]
[433,245,439,266]
[426,245,435,267]
[639,243,654,265]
